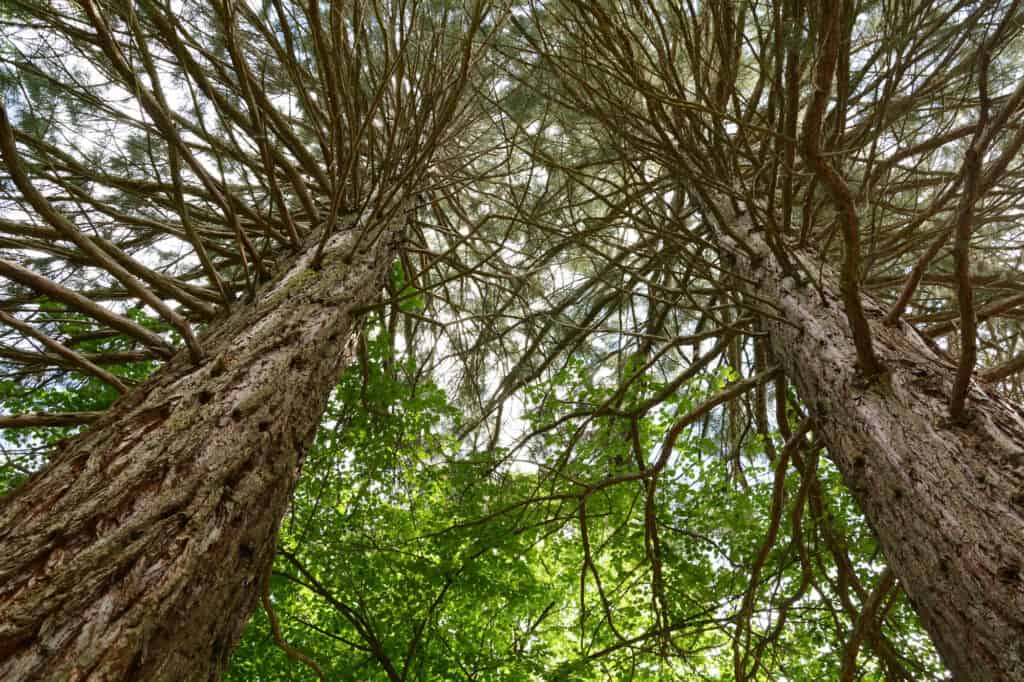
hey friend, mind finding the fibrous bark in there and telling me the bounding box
[728,212,1024,682]
[0,213,401,680]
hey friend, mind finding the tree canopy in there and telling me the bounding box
[2,0,1024,679]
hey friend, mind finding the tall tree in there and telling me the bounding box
[2,1,1024,681]
[0,0,498,678]
[480,1,1024,679]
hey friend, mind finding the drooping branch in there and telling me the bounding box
[0,411,104,428]
[0,310,128,393]
[0,258,175,358]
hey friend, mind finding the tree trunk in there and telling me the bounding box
[729,213,1024,681]
[0,214,401,680]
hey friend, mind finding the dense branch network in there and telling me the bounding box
[2,0,1024,679]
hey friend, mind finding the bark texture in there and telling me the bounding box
[729,213,1024,681]
[0,215,401,680]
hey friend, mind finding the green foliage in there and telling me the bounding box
[227,338,943,680]
[391,261,426,313]
[0,304,942,679]
[1,0,1011,677]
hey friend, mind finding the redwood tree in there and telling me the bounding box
[0,0,496,677]
[472,1,1024,679]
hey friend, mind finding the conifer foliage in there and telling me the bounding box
[1,1,1024,680]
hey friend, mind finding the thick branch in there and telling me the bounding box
[0,310,129,393]
[0,411,104,428]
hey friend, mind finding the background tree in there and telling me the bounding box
[3,1,1024,681]
[226,335,945,680]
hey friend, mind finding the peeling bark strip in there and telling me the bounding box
[0,210,402,680]
[725,213,1024,682]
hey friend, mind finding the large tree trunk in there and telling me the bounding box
[728,213,1024,681]
[0,214,401,679]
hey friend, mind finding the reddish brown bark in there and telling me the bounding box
[0,218,400,680]
[728,213,1024,681]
